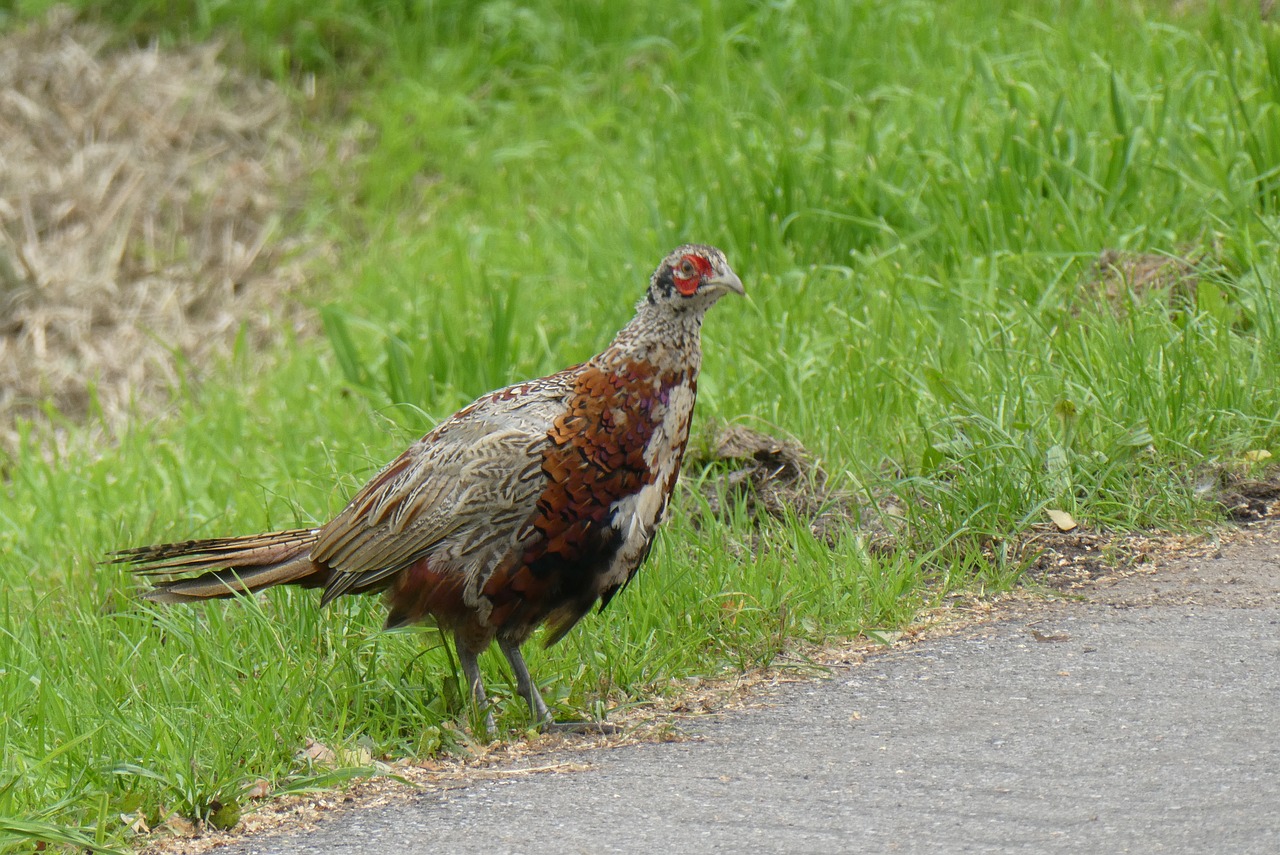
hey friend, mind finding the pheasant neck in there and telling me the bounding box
[596,303,706,374]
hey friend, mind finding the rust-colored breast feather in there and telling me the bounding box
[480,360,674,639]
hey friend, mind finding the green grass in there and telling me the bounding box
[5,0,1280,849]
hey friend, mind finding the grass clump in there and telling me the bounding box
[4,0,1280,849]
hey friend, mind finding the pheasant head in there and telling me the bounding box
[645,244,744,311]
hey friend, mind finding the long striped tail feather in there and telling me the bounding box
[110,528,329,604]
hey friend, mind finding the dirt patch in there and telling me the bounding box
[1018,525,1209,590]
[684,423,880,545]
[1007,468,1280,592]
[1092,248,1200,306]
[0,8,328,451]
[1209,473,1280,522]
[1081,245,1248,325]
[1084,247,1207,320]
[1082,520,1280,609]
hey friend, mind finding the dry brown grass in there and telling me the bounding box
[1085,248,1202,316]
[0,8,328,452]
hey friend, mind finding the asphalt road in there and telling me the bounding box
[214,527,1280,855]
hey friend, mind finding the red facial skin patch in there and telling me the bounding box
[672,253,713,296]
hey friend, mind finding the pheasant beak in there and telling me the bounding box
[709,268,745,297]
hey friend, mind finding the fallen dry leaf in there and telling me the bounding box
[298,738,336,765]
[1046,509,1078,532]
[245,779,271,800]
[159,812,196,837]
[296,738,372,768]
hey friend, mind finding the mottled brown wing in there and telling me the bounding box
[312,379,572,603]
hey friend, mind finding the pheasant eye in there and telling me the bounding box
[678,259,698,278]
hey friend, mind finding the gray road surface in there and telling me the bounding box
[216,528,1280,854]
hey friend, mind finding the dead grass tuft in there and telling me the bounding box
[0,7,329,452]
[686,423,866,545]
[1087,248,1201,314]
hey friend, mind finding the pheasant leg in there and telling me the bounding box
[498,638,552,727]
[456,636,496,734]
[498,638,621,734]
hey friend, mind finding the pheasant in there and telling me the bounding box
[113,244,743,731]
